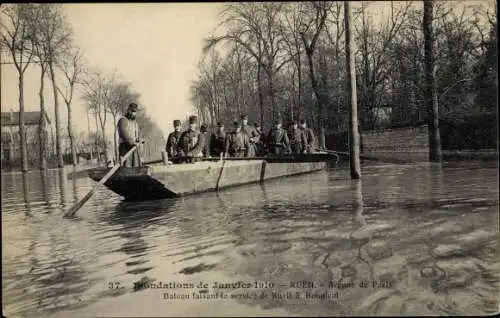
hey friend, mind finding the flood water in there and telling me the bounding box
[2,161,499,317]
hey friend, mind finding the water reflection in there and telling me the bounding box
[22,172,31,215]
[58,169,67,208]
[2,161,499,317]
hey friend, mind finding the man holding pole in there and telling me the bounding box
[117,103,143,167]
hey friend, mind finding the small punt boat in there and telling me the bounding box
[87,153,334,201]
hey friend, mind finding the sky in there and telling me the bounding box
[1,1,492,139]
[1,3,223,138]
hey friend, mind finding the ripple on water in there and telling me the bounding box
[2,162,499,317]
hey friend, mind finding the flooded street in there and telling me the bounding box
[2,161,499,316]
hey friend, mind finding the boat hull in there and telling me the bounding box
[88,158,326,201]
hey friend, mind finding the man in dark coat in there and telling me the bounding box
[117,103,143,167]
[253,122,265,156]
[225,120,251,158]
[288,120,307,155]
[240,114,260,157]
[300,119,316,153]
[166,119,183,163]
[177,115,205,163]
[210,122,227,158]
[266,118,290,155]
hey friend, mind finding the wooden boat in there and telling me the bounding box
[87,154,332,201]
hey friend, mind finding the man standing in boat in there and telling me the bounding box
[210,122,227,157]
[225,120,251,158]
[200,124,210,158]
[253,122,265,156]
[240,114,260,157]
[177,115,205,163]
[288,120,307,155]
[299,119,316,154]
[267,118,290,155]
[166,119,183,163]
[117,103,143,167]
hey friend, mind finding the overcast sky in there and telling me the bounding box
[1,3,223,137]
[0,1,491,139]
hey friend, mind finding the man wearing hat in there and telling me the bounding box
[117,102,143,167]
[288,120,307,155]
[253,122,265,156]
[210,122,227,157]
[166,119,183,163]
[225,120,251,158]
[177,115,205,163]
[240,114,260,157]
[199,124,210,158]
[266,118,290,155]
[299,119,316,154]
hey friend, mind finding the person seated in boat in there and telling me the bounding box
[299,119,316,154]
[200,124,210,158]
[166,119,183,163]
[177,115,205,163]
[117,102,143,167]
[210,122,227,158]
[288,120,307,155]
[225,120,251,158]
[266,118,290,156]
[240,114,260,157]
[253,122,265,156]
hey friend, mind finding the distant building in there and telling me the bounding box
[1,109,54,167]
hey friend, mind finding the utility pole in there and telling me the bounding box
[423,0,442,162]
[344,1,361,179]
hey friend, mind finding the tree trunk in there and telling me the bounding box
[345,0,361,180]
[305,49,322,131]
[66,101,77,166]
[38,65,47,170]
[86,109,93,160]
[97,106,108,163]
[423,0,442,162]
[18,73,28,172]
[297,52,302,121]
[49,60,64,168]
[257,64,264,127]
[112,114,118,162]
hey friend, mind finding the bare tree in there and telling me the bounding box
[1,4,37,172]
[55,46,85,166]
[36,4,72,168]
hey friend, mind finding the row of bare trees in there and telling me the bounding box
[1,4,165,171]
[191,1,497,136]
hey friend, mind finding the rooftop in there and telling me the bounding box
[0,110,51,126]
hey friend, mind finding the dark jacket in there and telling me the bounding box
[225,130,251,157]
[267,127,290,155]
[241,124,260,157]
[288,127,307,154]
[178,129,205,158]
[301,127,316,153]
[166,130,183,158]
[210,131,227,156]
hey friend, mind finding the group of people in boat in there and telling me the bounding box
[117,103,317,167]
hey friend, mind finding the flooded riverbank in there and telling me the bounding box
[2,161,499,316]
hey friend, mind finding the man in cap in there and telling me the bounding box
[225,120,251,158]
[253,122,265,156]
[210,122,227,157]
[177,115,205,163]
[240,114,260,157]
[288,120,307,155]
[117,102,143,167]
[266,118,290,155]
[299,119,316,154]
[200,124,210,158]
[166,119,183,163]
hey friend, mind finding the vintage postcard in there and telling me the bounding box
[1,1,498,317]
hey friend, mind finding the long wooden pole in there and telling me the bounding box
[344,1,361,179]
[63,145,137,217]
